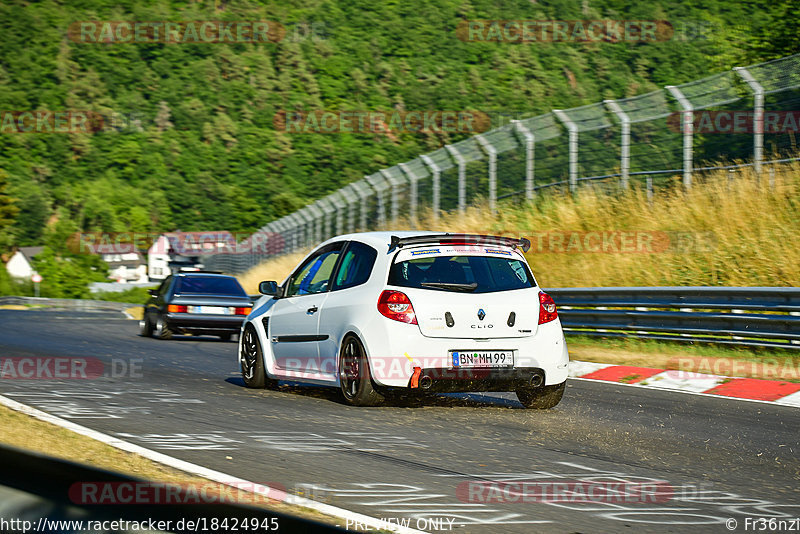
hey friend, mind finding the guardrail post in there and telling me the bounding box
[512,120,535,200]
[666,85,694,189]
[420,154,440,221]
[604,99,630,190]
[733,66,765,175]
[444,144,467,213]
[398,162,418,227]
[553,109,578,193]
[475,134,497,215]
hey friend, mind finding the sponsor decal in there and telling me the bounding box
[484,248,512,255]
[410,248,441,256]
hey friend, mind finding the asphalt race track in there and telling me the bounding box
[1,309,798,533]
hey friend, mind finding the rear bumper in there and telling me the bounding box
[165,312,245,334]
[363,318,570,388]
[407,367,548,393]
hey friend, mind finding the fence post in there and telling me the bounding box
[666,85,693,189]
[475,134,497,215]
[553,109,578,193]
[398,162,418,227]
[311,200,326,242]
[340,185,358,233]
[420,154,440,221]
[365,174,388,228]
[308,204,319,244]
[512,120,535,200]
[604,99,630,190]
[352,179,372,230]
[285,213,300,251]
[272,218,288,255]
[444,144,467,213]
[733,66,765,175]
[329,192,346,236]
[296,208,313,248]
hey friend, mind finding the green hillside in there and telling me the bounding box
[0,0,797,250]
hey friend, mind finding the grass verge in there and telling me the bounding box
[0,403,344,526]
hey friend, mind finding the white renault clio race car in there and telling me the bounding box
[239,232,569,408]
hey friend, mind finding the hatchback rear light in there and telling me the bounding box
[538,291,558,324]
[167,304,187,313]
[234,307,252,315]
[377,290,418,324]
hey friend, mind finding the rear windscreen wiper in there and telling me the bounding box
[420,282,478,292]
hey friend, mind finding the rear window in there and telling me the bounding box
[174,276,246,296]
[388,255,536,293]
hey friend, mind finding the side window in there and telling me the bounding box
[285,244,344,297]
[332,242,378,291]
[158,276,173,297]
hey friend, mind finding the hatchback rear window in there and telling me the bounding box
[388,255,535,293]
[175,276,246,296]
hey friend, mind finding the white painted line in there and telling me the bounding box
[568,377,799,408]
[637,370,728,393]
[0,394,425,534]
[774,389,800,407]
[567,360,614,378]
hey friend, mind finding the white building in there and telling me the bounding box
[102,251,149,283]
[5,246,43,279]
[147,231,235,280]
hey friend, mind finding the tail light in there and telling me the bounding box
[167,304,187,313]
[377,290,418,324]
[538,291,558,324]
[234,307,252,315]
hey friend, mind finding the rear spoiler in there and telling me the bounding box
[390,234,531,253]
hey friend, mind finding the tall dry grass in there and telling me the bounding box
[239,161,800,289]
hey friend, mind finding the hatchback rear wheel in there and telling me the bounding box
[339,335,383,406]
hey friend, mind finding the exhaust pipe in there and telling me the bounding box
[530,371,544,388]
[419,375,433,390]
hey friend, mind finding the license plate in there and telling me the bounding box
[451,350,514,368]
[188,306,231,315]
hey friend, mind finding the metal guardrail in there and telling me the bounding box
[3,289,799,350]
[546,287,800,350]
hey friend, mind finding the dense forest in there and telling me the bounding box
[0,0,797,256]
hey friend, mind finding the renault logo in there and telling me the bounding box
[477,309,486,321]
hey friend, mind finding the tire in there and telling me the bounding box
[154,316,173,340]
[338,335,383,406]
[241,324,277,389]
[218,333,232,342]
[139,313,154,337]
[516,381,566,409]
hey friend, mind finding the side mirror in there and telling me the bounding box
[258,281,279,296]
[147,289,158,297]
